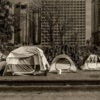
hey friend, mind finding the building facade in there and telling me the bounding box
[92,0,100,46]
[41,0,92,47]
[93,0,100,32]
[11,0,93,47]
[14,1,41,45]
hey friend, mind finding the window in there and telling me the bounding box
[41,0,86,46]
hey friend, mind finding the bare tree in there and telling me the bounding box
[57,15,73,46]
[41,3,60,46]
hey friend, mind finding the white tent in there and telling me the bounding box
[3,46,49,75]
[81,54,100,70]
[49,54,77,73]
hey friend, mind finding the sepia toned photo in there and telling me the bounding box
[0,0,100,99]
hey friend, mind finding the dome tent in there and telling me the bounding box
[3,46,49,76]
[81,54,100,70]
[49,54,77,73]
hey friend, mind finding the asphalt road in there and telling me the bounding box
[0,91,100,100]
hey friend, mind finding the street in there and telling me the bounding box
[0,91,100,100]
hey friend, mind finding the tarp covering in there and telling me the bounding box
[81,54,100,70]
[3,46,49,75]
[49,54,77,73]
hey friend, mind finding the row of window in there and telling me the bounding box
[41,41,85,46]
[42,0,85,3]
[42,7,85,9]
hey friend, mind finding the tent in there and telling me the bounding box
[3,46,49,76]
[49,54,77,73]
[81,54,100,70]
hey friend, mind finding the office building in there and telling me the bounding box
[41,0,92,47]
[10,0,92,47]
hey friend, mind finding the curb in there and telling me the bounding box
[0,85,100,92]
[0,80,100,86]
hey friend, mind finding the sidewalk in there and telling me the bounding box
[0,71,100,91]
[1,71,100,81]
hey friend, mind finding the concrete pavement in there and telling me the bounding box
[1,71,100,81]
[0,91,99,100]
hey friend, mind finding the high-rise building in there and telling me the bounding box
[14,2,30,44]
[41,0,92,47]
[93,0,100,32]
[11,0,92,47]
[14,1,41,45]
[92,0,100,46]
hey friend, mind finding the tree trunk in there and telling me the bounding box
[59,33,65,54]
[60,34,63,45]
[49,26,54,47]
